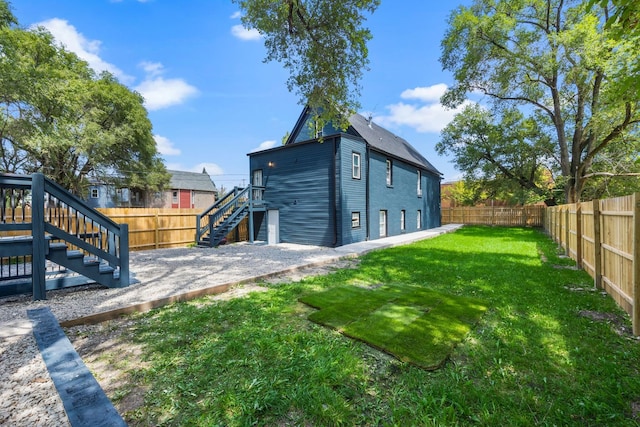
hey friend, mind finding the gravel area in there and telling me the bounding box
[0,225,461,426]
[0,241,356,427]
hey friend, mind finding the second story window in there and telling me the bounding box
[352,152,361,179]
[417,170,422,196]
[386,159,392,186]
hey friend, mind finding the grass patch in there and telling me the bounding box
[111,226,640,426]
[299,284,487,369]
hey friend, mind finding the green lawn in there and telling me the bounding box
[299,284,487,370]
[115,226,640,426]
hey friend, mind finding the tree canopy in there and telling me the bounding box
[233,0,380,130]
[0,1,169,196]
[439,0,640,204]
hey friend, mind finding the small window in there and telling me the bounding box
[417,170,422,197]
[315,121,323,139]
[172,191,178,204]
[352,152,361,179]
[351,212,360,229]
[417,210,422,229]
[401,210,406,231]
[386,159,392,186]
[90,188,99,199]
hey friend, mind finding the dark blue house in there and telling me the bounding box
[247,108,442,247]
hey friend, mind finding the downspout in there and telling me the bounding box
[365,143,370,241]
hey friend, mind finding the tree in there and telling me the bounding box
[0,2,169,195]
[437,104,555,204]
[233,0,380,130]
[440,0,640,204]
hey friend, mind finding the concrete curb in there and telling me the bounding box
[28,307,126,427]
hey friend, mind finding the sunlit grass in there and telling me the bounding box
[118,226,640,426]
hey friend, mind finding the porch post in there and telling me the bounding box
[31,173,46,300]
[248,184,254,243]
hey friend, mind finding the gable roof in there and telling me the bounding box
[347,113,441,176]
[280,107,441,176]
[168,170,216,192]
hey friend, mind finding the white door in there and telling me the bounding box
[267,209,279,245]
[379,210,387,237]
[252,169,263,201]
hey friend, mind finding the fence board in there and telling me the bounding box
[440,205,544,227]
[544,194,639,335]
[98,208,249,251]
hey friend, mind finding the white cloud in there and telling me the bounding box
[32,18,132,83]
[139,61,164,78]
[374,84,474,134]
[154,134,181,156]
[231,24,262,41]
[250,140,278,153]
[400,83,448,102]
[134,63,198,111]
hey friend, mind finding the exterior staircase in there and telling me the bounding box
[0,173,131,300]
[196,185,263,247]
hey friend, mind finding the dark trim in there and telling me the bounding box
[365,143,370,241]
[333,137,338,246]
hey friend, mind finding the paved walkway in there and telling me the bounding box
[0,224,462,426]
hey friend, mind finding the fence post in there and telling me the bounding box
[633,193,640,335]
[31,173,46,301]
[154,210,159,249]
[593,199,602,290]
[576,203,582,268]
[564,207,570,255]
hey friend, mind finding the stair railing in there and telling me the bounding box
[0,173,129,300]
[196,186,248,244]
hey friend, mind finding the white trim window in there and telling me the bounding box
[351,212,361,229]
[400,210,406,231]
[417,170,422,197]
[90,188,99,199]
[386,159,392,186]
[417,210,422,229]
[352,152,361,179]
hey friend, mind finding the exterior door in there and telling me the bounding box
[379,210,387,237]
[252,169,263,201]
[267,209,279,245]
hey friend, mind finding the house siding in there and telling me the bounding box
[249,139,337,246]
[368,150,440,239]
[337,136,368,245]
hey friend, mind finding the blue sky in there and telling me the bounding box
[12,0,471,188]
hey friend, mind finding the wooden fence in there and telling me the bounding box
[98,208,249,251]
[441,205,545,227]
[544,194,640,335]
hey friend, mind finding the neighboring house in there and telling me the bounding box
[161,169,218,209]
[247,107,442,247]
[86,169,217,209]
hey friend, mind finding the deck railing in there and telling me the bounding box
[0,173,129,299]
